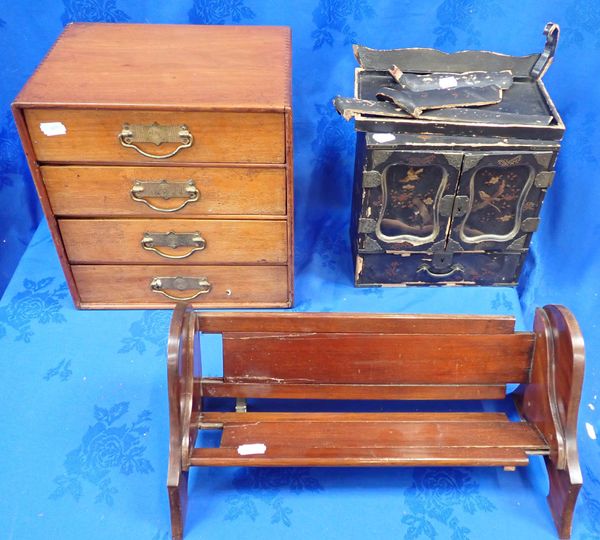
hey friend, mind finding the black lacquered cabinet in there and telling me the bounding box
[337,23,564,286]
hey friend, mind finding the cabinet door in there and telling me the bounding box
[358,151,462,253]
[448,152,554,252]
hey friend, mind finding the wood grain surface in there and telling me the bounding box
[42,165,287,217]
[14,23,291,111]
[25,109,285,164]
[72,264,289,307]
[59,218,288,264]
[222,332,535,384]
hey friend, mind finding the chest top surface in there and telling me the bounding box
[14,23,291,111]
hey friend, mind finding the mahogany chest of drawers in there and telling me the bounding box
[13,23,293,309]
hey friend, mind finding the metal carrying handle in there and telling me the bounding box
[141,232,206,259]
[531,22,560,80]
[417,263,464,278]
[130,180,199,212]
[118,122,194,159]
[150,277,212,301]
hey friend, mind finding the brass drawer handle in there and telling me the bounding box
[130,180,199,212]
[118,122,193,159]
[150,276,211,301]
[141,231,206,259]
[417,263,464,279]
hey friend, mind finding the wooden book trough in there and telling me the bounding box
[167,304,585,539]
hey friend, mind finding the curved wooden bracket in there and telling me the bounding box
[167,303,199,540]
[518,304,584,539]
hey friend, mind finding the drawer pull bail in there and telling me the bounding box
[130,179,200,212]
[141,231,206,259]
[417,263,464,279]
[118,122,194,159]
[150,276,212,301]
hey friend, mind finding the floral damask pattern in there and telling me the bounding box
[188,0,255,24]
[580,466,600,539]
[311,0,374,49]
[0,277,68,342]
[562,1,600,47]
[402,468,495,539]
[225,468,322,526]
[0,112,26,189]
[50,402,153,506]
[44,358,73,382]
[490,291,513,311]
[62,0,130,24]
[433,0,501,48]
[118,309,171,355]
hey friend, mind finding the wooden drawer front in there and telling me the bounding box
[42,166,287,217]
[25,109,285,164]
[59,219,287,264]
[72,265,289,308]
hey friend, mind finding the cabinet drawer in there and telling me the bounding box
[25,109,285,164]
[356,252,525,286]
[59,219,288,264]
[42,165,287,217]
[72,264,289,308]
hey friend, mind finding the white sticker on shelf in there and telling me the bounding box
[40,122,67,136]
[439,76,458,89]
[237,443,267,456]
[372,133,395,143]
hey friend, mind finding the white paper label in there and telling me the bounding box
[439,76,458,89]
[237,443,267,456]
[372,133,395,143]
[40,122,67,136]
[586,422,597,440]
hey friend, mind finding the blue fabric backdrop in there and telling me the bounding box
[1,1,599,539]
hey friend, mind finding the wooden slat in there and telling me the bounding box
[222,333,534,384]
[195,312,515,334]
[199,378,507,401]
[219,419,545,450]
[190,446,532,467]
[198,411,511,425]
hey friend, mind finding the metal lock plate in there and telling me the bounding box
[432,251,454,271]
[439,195,469,218]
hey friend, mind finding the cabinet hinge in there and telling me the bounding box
[358,218,377,234]
[521,217,541,233]
[534,171,555,189]
[362,170,382,188]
